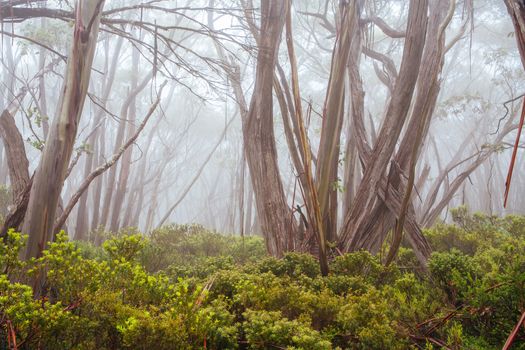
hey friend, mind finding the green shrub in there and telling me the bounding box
[141,224,265,273]
[334,287,407,349]
[330,250,400,286]
[428,249,479,304]
[1,213,525,349]
[243,309,331,350]
[256,252,320,279]
[0,229,27,277]
[425,223,480,255]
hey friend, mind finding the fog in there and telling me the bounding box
[1,0,524,242]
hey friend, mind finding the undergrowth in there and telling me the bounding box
[1,211,525,349]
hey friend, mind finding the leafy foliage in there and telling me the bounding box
[1,211,525,349]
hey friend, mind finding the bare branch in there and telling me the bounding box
[54,82,167,232]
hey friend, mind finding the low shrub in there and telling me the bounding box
[1,210,525,349]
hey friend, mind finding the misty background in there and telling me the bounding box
[0,0,524,239]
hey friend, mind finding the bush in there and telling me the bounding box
[330,250,400,286]
[334,287,406,349]
[2,212,525,349]
[140,224,266,273]
[256,253,320,279]
[243,309,331,350]
[428,249,479,304]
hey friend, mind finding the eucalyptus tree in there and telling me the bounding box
[19,0,105,293]
[0,0,523,276]
[221,0,516,269]
[231,0,433,266]
[0,0,236,243]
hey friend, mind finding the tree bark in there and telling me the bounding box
[504,0,525,69]
[339,0,428,252]
[21,0,105,292]
[316,1,358,243]
[0,110,30,199]
[0,145,6,184]
[242,0,294,257]
[385,0,453,264]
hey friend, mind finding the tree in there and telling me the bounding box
[21,0,105,291]
[74,36,124,240]
[504,0,525,69]
[242,0,295,257]
[54,83,166,233]
[232,0,481,268]
[0,0,520,273]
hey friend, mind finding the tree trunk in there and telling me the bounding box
[109,44,140,233]
[54,87,164,233]
[99,68,157,230]
[156,117,234,228]
[339,0,428,252]
[37,22,50,138]
[316,1,359,243]
[21,0,105,292]
[242,0,294,257]
[145,165,165,232]
[244,181,254,236]
[238,155,246,237]
[377,0,454,265]
[0,110,30,199]
[0,145,7,184]
[504,0,525,69]
[90,129,105,237]
[503,0,525,206]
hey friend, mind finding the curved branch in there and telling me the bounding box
[361,16,405,38]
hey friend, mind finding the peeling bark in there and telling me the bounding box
[339,0,429,253]
[316,1,358,243]
[242,0,293,257]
